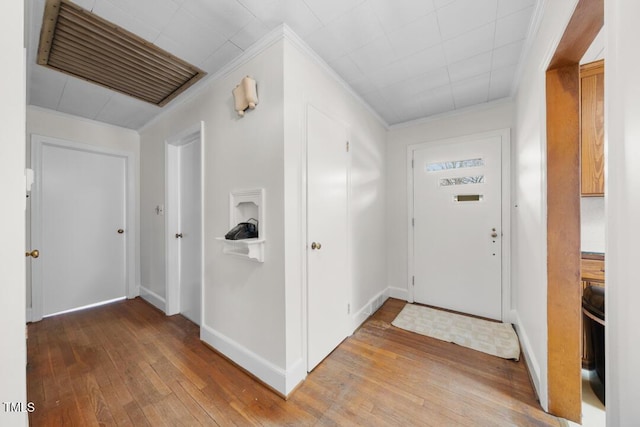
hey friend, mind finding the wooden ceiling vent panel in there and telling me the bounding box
[37,0,206,106]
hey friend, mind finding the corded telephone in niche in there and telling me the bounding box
[225,218,258,240]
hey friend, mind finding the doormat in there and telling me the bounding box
[391,304,520,360]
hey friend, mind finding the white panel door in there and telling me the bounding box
[307,106,349,371]
[413,137,502,320]
[178,139,202,325]
[40,143,127,316]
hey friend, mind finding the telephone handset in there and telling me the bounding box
[225,218,258,240]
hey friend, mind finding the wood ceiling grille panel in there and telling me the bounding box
[37,0,207,106]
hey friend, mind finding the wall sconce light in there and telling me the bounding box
[233,76,258,117]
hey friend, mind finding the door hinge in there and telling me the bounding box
[347,303,350,314]
[412,218,415,227]
[412,276,415,286]
[411,159,414,168]
[346,141,350,152]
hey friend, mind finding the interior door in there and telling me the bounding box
[36,140,127,317]
[307,105,349,371]
[177,138,202,325]
[412,136,502,320]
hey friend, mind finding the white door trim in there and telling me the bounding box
[165,122,205,321]
[406,129,512,322]
[30,134,138,322]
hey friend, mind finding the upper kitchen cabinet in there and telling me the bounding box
[580,60,605,196]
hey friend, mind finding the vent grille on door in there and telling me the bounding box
[37,0,207,107]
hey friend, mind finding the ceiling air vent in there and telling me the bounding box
[37,0,206,107]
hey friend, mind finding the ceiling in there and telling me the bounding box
[26,0,539,129]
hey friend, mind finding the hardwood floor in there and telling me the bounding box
[27,297,561,426]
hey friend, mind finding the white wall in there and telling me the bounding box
[25,106,140,313]
[511,0,579,410]
[139,37,289,391]
[282,32,388,388]
[0,2,27,426]
[605,0,640,424]
[386,102,514,300]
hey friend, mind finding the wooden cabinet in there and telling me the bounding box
[580,60,605,196]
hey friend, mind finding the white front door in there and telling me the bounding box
[307,106,349,371]
[32,138,128,318]
[412,136,503,320]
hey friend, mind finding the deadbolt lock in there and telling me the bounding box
[491,228,498,238]
[311,242,321,250]
[176,233,183,239]
[117,229,124,234]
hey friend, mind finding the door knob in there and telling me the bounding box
[25,249,40,258]
[176,233,183,239]
[117,229,124,234]
[491,228,498,238]
[311,242,321,250]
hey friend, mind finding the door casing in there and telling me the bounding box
[30,134,137,322]
[406,129,512,322]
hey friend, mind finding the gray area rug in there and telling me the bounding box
[392,304,520,360]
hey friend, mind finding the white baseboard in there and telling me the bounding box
[200,323,302,396]
[350,289,390,333]
[513,311,547,411]
[26,308,32,323]
[387,286,409,301]
[140,286,166,313]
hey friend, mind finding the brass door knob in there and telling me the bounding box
[25,249,40,258]
[176,233,183,239]
[117,229,124,234]
[311,242,321,250]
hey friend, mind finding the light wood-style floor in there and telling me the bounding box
[27,297,561,426]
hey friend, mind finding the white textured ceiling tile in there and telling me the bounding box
[329,56,364,83]
[451,73,490,108]
[102,0,178,33]
[28,66,67,110]
[448,51,492,82]
[397,44,448,75]
[386,12,441,59]
[230,16,271,51]
[182,0,254,39]
[302,0,367,25]
[367,62,413,89]
[155,8,227,65]
[321,2,386,52]
[305,27,349,62]
[369,0,436,33]
[96,92,160,130]
[494,6,534,47]
[348,36,396,73]
[92,1,161,41]
[442,23,495,63]
[200,42,243,74]
[489,64,517,100]
[491,40,524,70]
[240,0,323,37]
[421,84,455,116]
[57,77,112,119]
[348,75,376,95]
[73,0,96,11]
[436,0,498,40]
[379,67,450,104]
[497,0,535,18]
[434,0,456,8]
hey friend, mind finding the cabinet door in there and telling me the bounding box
[580,60,605,196]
